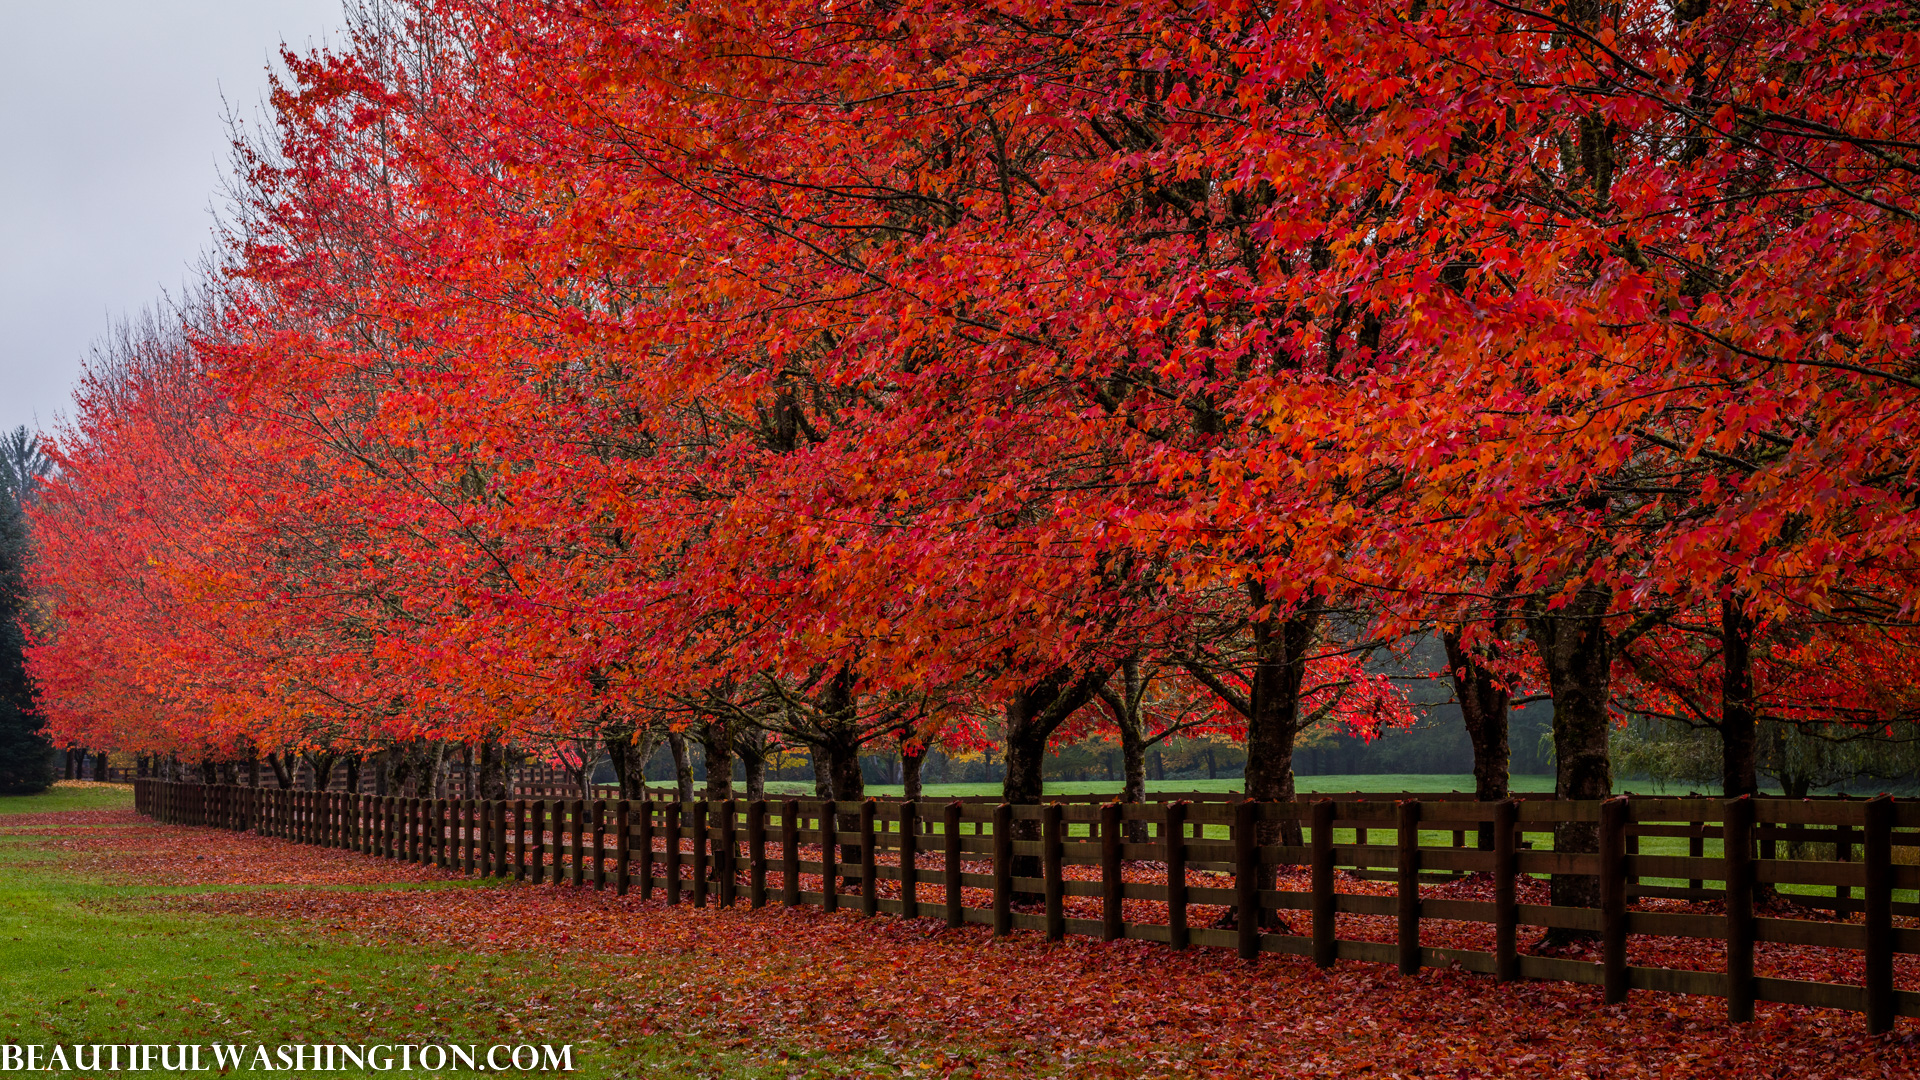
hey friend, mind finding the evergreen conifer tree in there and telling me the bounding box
[0,426,53,794]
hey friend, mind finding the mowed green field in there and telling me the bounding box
[757,773,1895,903]
[0,782,141,815]
[755,773,1742,798]
[760,773,1560,798]
[0,785,851,1079]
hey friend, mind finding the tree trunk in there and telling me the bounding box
[1443,626,1512,849]
[1100,656,1152,843]
[344,755,361,796]
[606,729,657,800]
[818,721,866,889]
[735,725,767,802]
[305,752,339,793]
[700,719,734,800]
[902,742,926,801]
[1002,664,1112,900]
[1235,589,1322,854]
[267,753,295,790]
[1720,595,1759,799]
[667,729,695,808]
[476,741,508,799]
[1527,583,1614,937]
[808,748,831,797]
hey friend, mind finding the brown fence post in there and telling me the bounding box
[1101,802,1123,942]
[1397,800,1420,976]
[1235,799,1260,960]
[1834,805,1854,915]
[503,799,519,879]
[592,800,608,891]
[530,800,548,885]
[615,800,631,896]
[668,799,683,899]
[719,799,738,908]
[436,798,450,868]
[571,799,586,888]
[944,801,963,929]
[640,800,657,901]
[819,800,838,913]
[992,803,1013,936]
[478,798,491,876]
[1688,818,1705,893]
[1312,798,1335,969]
[860,799,879,917]
[1601,796,1629,1004]
[464,799,478,875]
[782,799,801,907]
[748,800,768,909]
[1044,802,1065,942]
[899,801,919,919]
[1724,795,1755,1022]
[1167,800,1189,950]
[691,801,710,908]
[1865,794,1894,1034]
[1494,799,1519,982]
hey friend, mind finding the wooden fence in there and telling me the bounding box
[133,780,1916,1032]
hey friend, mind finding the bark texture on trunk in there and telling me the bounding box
[1097,656,1151,841]
[1528,583,1615,929]
[700,719,734,800]
[1002,663,1112,900]
[901,742,926,801]
[1239,596,1319,817]
[1443,628,1512,804]
[476,741,509,800]
[267,752,295,790]
[667,729,695,807]
[605,730,656,800]
[809,749,831,797]
[1180,587,1320,849]
[305,752,338,793]
[736,725,767,802]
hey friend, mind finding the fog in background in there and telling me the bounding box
[0,0,344,437]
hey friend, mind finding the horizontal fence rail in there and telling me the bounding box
[134,780,1917,1032]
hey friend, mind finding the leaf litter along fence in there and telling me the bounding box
[134,780,1918,1032]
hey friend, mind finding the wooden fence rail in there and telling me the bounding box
[134,780,1916,1032]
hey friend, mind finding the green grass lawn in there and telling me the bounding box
[0,782,141,815]
[0,786,875,1079]
[760,773,1563,798]
[757,773,1781,799]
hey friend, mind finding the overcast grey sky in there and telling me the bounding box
[1,0,345,438]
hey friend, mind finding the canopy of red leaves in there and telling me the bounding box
[23,0,1919,763]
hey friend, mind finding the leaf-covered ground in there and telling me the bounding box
[11,793,1917,1078]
